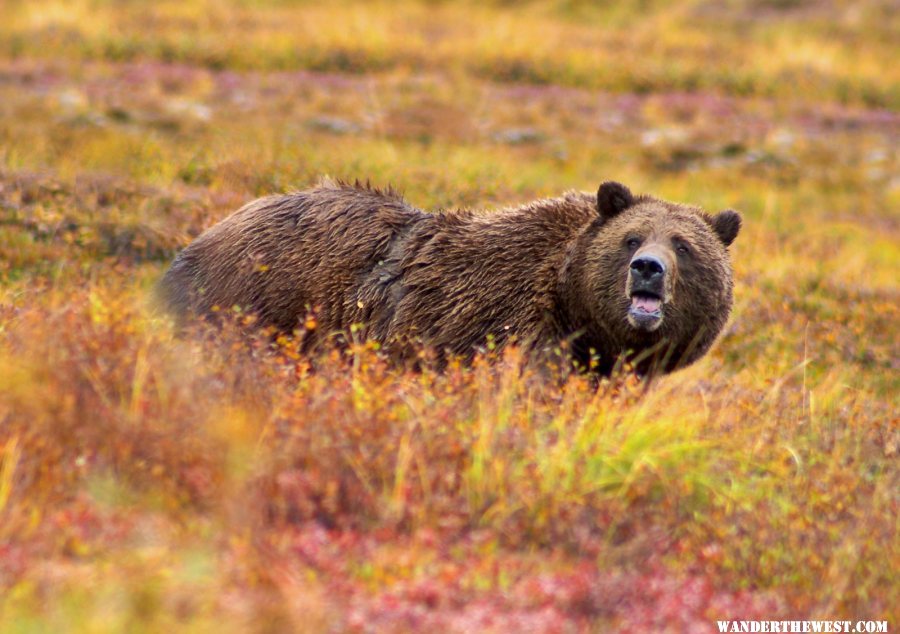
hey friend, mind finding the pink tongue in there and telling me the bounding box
[632,296,661,313]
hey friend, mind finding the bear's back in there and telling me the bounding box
[159,182,430,332]
[383,191,599,357]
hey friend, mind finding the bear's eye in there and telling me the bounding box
[626,237,641,250]
[675,242,691,256]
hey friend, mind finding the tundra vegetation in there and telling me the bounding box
[0,0,897,631]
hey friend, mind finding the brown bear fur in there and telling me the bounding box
[158,179,740,375]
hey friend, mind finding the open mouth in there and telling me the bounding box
[627,291,664,330]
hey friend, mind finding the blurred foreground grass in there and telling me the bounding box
[0,0,897,631]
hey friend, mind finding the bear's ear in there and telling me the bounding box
[710,210,742,247]
[597,181,634,222]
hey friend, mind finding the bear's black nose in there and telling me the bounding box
[630,255,666,281]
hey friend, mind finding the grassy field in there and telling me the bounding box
[0,0,897,631]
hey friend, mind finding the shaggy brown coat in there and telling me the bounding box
[159,180,741,375]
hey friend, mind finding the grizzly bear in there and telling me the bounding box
[159,180,741,376]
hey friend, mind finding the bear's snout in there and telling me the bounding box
[630,254,665,286]
[626,251,671,332]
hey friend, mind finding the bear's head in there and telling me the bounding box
[570,181,741,374]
